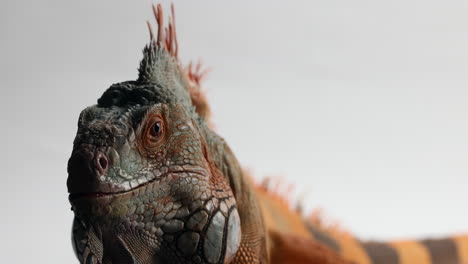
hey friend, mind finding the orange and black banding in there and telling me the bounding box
[302,218,468,264]
[351,237,467,264]
[389,240,431,264]
[420,238,459,264]
[361,242,399,264]
[454,235,468,263]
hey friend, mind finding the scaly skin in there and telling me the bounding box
[67,4,468,264]
[67,4,268,264]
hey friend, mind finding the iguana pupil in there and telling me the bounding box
[151,121,162,137]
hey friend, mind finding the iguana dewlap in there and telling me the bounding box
[66,4,468,264]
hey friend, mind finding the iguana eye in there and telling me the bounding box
[151,121,162,137]
[138,115,165,152]
[142,115,165,142]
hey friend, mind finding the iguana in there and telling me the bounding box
[67,4,468,264]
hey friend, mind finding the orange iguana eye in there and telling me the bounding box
[142,115,165,145]
[138,116,165,153]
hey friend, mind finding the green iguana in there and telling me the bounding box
[67,4,468,264]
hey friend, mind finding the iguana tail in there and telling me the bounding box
[305,210,468,264]
[326,232,468,264]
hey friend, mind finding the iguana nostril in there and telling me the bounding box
[99,156,108,170]
[95,152,109,175]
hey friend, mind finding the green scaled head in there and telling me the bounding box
[67,4,241,264]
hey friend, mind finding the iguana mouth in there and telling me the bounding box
[69,167,210,201]
[68,172,165,201]
[69,192,110,199]
[68,190,133,200]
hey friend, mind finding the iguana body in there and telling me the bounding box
[66,4,468,264]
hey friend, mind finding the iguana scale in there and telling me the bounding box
[67,4,468,264]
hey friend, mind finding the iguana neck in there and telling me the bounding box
[200,124,269,263]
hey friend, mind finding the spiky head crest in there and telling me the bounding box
[136,4,211,121]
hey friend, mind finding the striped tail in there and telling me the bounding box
[308,224,468,264]
[361,237,466,264]
[303,209,468,264]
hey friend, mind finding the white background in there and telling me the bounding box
[1,0,468,262]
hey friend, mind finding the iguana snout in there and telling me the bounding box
[67,145,111,194]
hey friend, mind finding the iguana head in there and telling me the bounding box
[67,5,241,264]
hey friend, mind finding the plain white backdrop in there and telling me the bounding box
[1,0,468,262]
